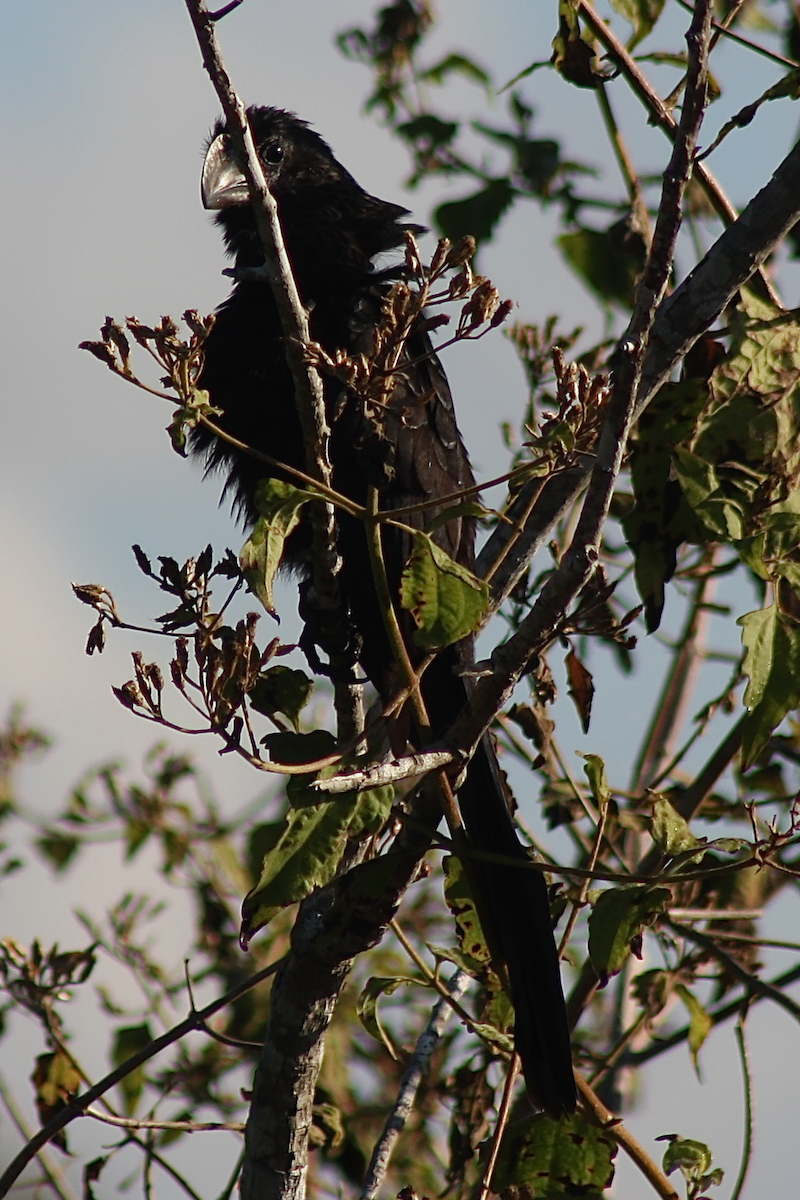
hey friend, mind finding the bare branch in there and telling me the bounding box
[313,747,457,794]
[84,1108,245,1134]
[454,0,715,780]
[183,0,361,741]
[182,1,326,480]
[240,847,430,1200]
[360,970,469,1200]
[478,78,800,612]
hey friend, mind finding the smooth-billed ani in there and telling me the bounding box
[192,106,575,1118]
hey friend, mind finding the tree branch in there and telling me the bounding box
[478,104,800,615]
[576,1073,679,1199]
[360,970,469,1200]
[240,848,429,1200]
[183,0,362,741]
[456,0,713,762]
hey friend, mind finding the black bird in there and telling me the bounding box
[193,106,575,1118]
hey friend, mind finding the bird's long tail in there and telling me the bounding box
[456,733,576,1117]
[418,648,575,1117]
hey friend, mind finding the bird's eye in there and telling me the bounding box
[262,142,284,165]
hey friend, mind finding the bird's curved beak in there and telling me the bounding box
[201,134,249,210]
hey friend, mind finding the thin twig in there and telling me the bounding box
[389,919,509,1053]
[359,969,469,1200]
[558,793,609,956]
[0,958,284,1197]
[578,0,780,308]
[669,920,800,1023]
[182,4,327,480]
[452,0,714,768]
[84,1107,245,1133]
[184,0,364,743]
[729,1016,754,1200]
[676,0,798,69]
[588,1008,650,1086]
[595,82,649,225]
[478,1055,520,1200]
[668,909,763,923]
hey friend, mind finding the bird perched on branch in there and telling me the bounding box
[192,105,575,1118]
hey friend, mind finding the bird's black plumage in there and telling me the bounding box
[193,106,575,1117]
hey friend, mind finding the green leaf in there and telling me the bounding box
[399,531,488,650]
[588,885,670,983]
[167,388,221,456]
[493,1109,616,1197]
[578,753,610,806]
[124,819,151,859]
[426,500,490,532]
[83,1156,110,1200]
[467,1021,515,1055]
[630,968,672,1016]
[356,976,420,1059]
[434,178,515,246]
[672,446,745,539]
[705,836,749,855]
[248,665,313,731]
[472,123,562,197]
[396,114,459,149]
[111,1023,153,1114]
[690,291,800,587]
[659,1134,718,1185]
[246,821,287,886]
[674,983,712,1076]
[738,604,800,765]
[739,603,780,710]
[241,732,394,944]
[557,218,645,309]
[427,942,484,982]
[262,729,337,768]
[650,796,699,858]
[239,479,315,615]
[622,380,710,630]
[608,0,666,48]
[552,0,608,89]
[35,832,80,872]
[418,53,490,88]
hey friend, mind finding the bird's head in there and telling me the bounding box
[202,107,355,210]
[201,106,415,274]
